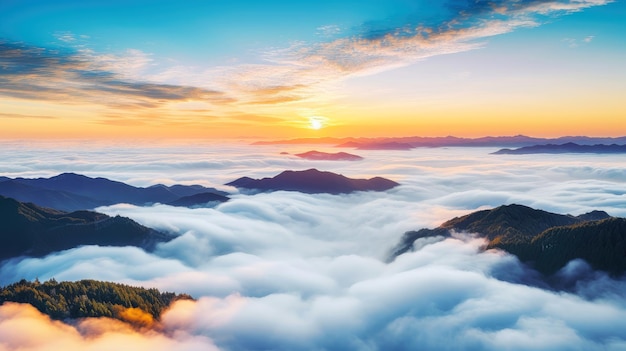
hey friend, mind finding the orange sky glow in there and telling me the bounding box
[1,0,624,140]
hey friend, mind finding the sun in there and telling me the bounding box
[308,117,324,130]
[310,119,323,130]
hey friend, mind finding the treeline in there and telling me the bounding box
[0,195,169,261]
[0,279,192,322]
[392,204,626,276]
[508,217,626,275]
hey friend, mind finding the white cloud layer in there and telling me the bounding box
[1,142,626,350]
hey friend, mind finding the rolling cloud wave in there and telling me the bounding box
[1,143,626,350]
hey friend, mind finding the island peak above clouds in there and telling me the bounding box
[226,168,398,194]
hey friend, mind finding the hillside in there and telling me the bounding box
[0,279,192,326]
[515,217,626,275]
[226,168,399,194]
[390,204,623,275]
[0,196,170,261]
[0,173,228,211]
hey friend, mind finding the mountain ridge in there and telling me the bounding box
[294,150,363,161]
[0,173,229,211]
[0,195,170,261]
[390,204,623,276]
[166,192,229,207]
[254,135,626,149]
[493,143,626,154]
[226,168,399,194]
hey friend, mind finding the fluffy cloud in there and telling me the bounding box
[1,144,626,350]
[158,239,626,350]
[0,302,218,351]
[4,239,626,350]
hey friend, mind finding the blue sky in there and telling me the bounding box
[2,0,378,60]
[0,0,624,138]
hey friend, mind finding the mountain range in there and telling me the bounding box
[390,204,626,276]
[338,141,415,150]
[0,173,228,211]
[226,168,399,194]
[254,135,626,150]
[493,143,626,154]
[0,195,170,261]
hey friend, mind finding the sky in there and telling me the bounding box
[1,143,626,350]
[1,0,625,139]
[2,2,626,348]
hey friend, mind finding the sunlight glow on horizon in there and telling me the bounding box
[308,117,325,131]
[0,0,624,140]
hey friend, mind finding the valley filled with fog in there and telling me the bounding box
[1,140,626,351]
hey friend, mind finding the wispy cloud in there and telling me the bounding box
[0,112,57,119]
[54,31,77,43]
[228,0,612,106]
[0,41,232,109]
[563,35,596,48]
[0,0,613,127]
[316,24,342,38]
[277,0,609,74]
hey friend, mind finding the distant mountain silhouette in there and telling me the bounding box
[255,135,626,149]
[0,196,170,261]
[0,179,103,211]
[493,143,626,154]
[166,192,229,207]
[226,168,399,194]
[294,150,363,161]
[253,137,349,145]
[0,173,228,211]
[335,141,362,148]
[389,204,625,276]
[149,183,226,198]
[335,141,415,150]
[354,142,414,150]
